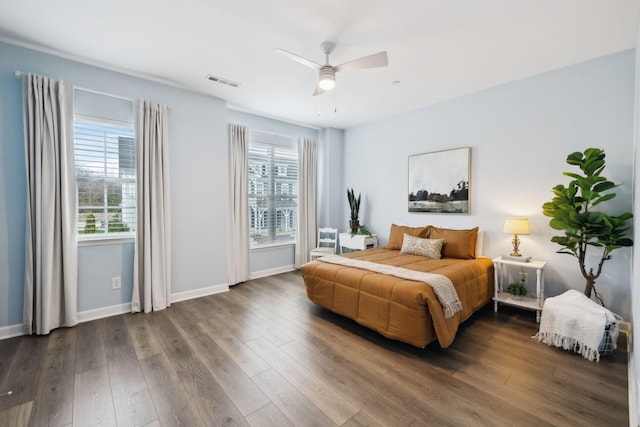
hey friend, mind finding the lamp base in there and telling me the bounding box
[511,234,522,257]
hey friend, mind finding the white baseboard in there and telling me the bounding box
[629,349,637,427]
[0,282,230,340]
[77,302,132,323]
[171,283,229,303]
[0,323,26,340]
[623,321,637,426]
[250,265,296,280]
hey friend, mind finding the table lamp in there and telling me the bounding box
[503,217,530,257]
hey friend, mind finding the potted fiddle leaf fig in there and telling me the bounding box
[542,148,633,306]
[347,188,361,233]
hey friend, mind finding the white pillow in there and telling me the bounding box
[399,234,444,259]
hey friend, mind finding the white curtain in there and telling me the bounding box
[295,137,318,268]
[132,100,171,313]
[227,124,250,285]
[22,73,78,334]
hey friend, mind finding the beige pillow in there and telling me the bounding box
[400,234,444,259]
[386,224,431,250]
[429,226,478,259]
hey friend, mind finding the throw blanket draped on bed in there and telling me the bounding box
[533,289,618,362]
[317,255,462,318]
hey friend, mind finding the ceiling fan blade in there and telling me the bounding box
[273,48,322,70]
[335,51,388,72]
[313,84,328,96]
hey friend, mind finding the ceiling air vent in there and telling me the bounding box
[205,74,241,88]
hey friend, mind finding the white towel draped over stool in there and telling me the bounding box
[533,289,619,362]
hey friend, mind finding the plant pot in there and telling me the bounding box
[349,220,360,233]
[510,294,523,301]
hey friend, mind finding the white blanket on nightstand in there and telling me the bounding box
[533,289,618,362]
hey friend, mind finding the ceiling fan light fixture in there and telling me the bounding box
[318,67,335,91]
[319,77,335,90]
[275,42,388,96]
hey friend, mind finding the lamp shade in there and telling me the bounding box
[503,217,530,235]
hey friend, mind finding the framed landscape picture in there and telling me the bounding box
[408,147,470,214]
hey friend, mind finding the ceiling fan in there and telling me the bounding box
[274,41,388,96]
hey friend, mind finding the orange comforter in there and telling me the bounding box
[300,248,494,348]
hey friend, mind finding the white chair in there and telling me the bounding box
[310,227,338,260]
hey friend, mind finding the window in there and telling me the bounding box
[249,141,298,246]
[74,115,136,237]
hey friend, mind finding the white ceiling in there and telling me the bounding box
[1,1,639,129]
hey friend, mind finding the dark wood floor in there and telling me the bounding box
[0,271,629,426]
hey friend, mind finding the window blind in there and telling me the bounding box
[74,116,136,236]
[249,141,298,246]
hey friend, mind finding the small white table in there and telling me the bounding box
[492,257,547,322]
[339,233,378,253]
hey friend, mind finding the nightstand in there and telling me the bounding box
[339,233,378,253]
[492,257,547,322]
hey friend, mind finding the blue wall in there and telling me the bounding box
[227,109,320,276]
[1,40,635,329]
[0,42,323,330]
[343,50,635,318]
[0,46,26,328]
[0,41,229,327]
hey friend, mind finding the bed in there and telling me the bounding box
[300,224,494,348]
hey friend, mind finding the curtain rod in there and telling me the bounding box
[14,69,163,105]
[250,128,297,140]
[15,69,134,102]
